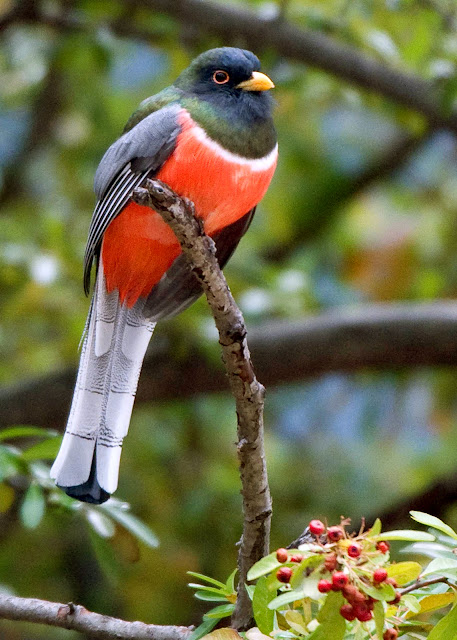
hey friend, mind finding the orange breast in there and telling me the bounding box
[102,109,277,306]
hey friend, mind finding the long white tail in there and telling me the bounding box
[50,265,155,503]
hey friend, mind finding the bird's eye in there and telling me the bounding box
[212,70,230,84]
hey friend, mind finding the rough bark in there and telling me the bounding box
[132,180,272,630]
[0,594,191,640]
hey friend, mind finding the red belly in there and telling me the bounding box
[102,110,277,306]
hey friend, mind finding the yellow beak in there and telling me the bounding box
[236,71,275,92]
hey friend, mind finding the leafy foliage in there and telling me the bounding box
[190,513,457,640]
[3,0,457,637]
[0,425,158,548]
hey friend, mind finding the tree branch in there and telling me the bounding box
[4,0,457,135]
[0,594,191,640]
[399,576,450,596]
[3,301,457,429]
[138,0,457,133]
[131,179,272,630]
[375,468,457,530]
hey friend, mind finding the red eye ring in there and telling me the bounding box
[213,70,230,84]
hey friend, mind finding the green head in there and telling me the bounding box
[175,47,276,158]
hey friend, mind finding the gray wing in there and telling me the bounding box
[144,208,256,321]
[84,103,182,294]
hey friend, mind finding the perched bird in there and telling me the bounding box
[51,47,277,504]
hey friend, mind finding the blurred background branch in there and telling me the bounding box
[3,1,457,638]
[2,302,457,429]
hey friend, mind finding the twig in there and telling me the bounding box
[0,593,191,640]
[132,179,272,630]
[399,576,451,596]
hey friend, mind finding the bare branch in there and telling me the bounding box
[399,576,451,596]
[132,179,272,630]
[0,593,191,640]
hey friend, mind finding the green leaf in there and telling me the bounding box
[410,511,457,541]
[403,594,421,614]
[290,554,324,589]
[201,629,242,640]
[415,592,455,614]
[203,603,235,620]
[247,552,282,581]
[268,588,306,610]
[245,584,255,600]
[427,602,457,640]
[422,557,457,577]
[188,618,219,640]
[252,576,275,634]
[375,530,435,542]
[195,591,229,602]
[387,562,422,585]
[226,569,237,593]
[187,572,226,589]
[21,437,62,461]
[0,426,59,441]
[358,580,396,602]
[101,504,159,548]
[284,610,308,635]
[86,509,116,538]
[307,591,346,640]
[0,447,21,481]
[87,526,121,585]
[19,483,45,529]
[370,518,382,537]
[373,600,384,639]
[189,585,228,596]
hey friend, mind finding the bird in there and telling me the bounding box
[50,47,277,504]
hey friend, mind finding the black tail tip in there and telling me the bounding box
[57,447,111,504]
[61,484,111,504]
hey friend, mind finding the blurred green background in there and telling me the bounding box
[3,0,457,638]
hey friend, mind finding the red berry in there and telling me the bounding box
[309,519,326,536]
[342,584,365,604]
[376,541,390,554]
[290,554,303,563]
[276,548,288,563]
[354,600,371,620]
[276,567,293,583]
[327,526,343,542]
[388,591,401,605]
[324,553,337,572]
[332,571,348,590]
[318,579,333,593]
[356,609,373,622]
[383,630,398,640]
[373,568,388,583]
[340,604,356,621]
[347,542,362,558]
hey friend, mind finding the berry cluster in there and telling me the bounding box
[274,518,400,636]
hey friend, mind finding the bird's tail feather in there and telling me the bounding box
[50,265,155,503]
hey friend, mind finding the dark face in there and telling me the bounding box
[174,47,271,100]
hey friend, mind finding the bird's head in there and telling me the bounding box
[174,47,274,102]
